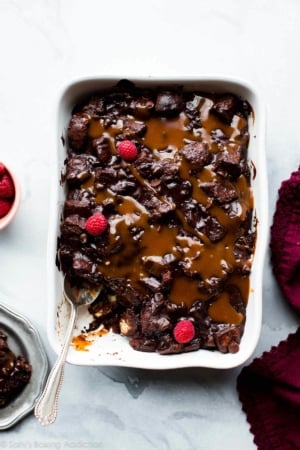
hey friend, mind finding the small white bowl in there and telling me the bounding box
[47,76,268,369]
[0,162,21,231]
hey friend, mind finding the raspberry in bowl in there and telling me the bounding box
[0,162,20,230]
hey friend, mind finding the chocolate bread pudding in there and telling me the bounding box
[0,330,32,406]
[57,79,256,355]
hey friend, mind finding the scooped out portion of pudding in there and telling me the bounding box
[57,79,256,355]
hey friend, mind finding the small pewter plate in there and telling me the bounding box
[0,301,48,430]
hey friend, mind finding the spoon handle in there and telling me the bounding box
[34,299,77,425]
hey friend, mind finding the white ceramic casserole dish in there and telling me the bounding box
[47,76,267,369]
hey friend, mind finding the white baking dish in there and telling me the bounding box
[47,76,267,369]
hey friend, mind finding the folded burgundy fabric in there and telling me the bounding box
[270,168,300,314]
[237,328,300,450]
[237,169,300,450]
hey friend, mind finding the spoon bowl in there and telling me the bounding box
[64,277,101,307]
[34,277,101,426]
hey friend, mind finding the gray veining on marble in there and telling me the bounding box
[0,1,299,449]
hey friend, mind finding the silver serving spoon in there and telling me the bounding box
[34,277,101,426]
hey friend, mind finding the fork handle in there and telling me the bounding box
[34,301,77,425]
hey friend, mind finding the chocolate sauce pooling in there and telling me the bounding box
[57,80,256,355]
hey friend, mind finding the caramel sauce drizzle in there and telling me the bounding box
[72,328,109,352]
[85,98,253,322]
[208,291,244,325]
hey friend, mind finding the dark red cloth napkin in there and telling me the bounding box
[270,168,300,315]
[237,168,300,450]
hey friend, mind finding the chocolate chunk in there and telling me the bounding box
[92,136,112,164]
[134,150,155,179]
[151,158,179,179]
[57,243,74,271]
[143,257,165,277]
[119,309,138,336]
[197,276,224,297]
[105,90,135,116]
[68,113,90,150]
[190,300,211,327]
[140,277,161,293]
[214,149,243,180]
[227,284,246,315]
[129,337,157,352]
[122,119,147,138]
[88,289,114,316]
[110,180,137,195]
[132,97,155,119]
[203,216,227,242]
[211,94,239,125]
[71,253,101,284]
[155,91,183,116]
[106,278,143,306]
[156,334,183,354]
[64,198,92,217]
[210,128,228,144]
[140,299,171,336]
[180,142,212,170]
[182,201,226,242]
[81,96,105,118]
[61,214,86,235]
[65,155,96,185]
[200,181,238,204]
[94,167,118,186]
[184,94,202,130]
[142,254,176,280]
[73,253,95,273]
[203,333,217,349]
[162,178,193,204]
[66,188,90,201]
[233,231,256,275]
[161,269,173,291]
[144,314,171,336]
[142,190,174,218]
[214,325,241,353]
[88,296,114,319]
[234,231,256,256]
[182,338,202,353]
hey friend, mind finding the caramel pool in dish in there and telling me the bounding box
[57,80,256,355]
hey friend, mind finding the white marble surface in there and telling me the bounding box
[0,0,299,448]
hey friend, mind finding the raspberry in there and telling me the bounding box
[173,319,195,344]
[0,199,12,218]
[0,174,15,198]
[85,213,108,236]
[0,163,6,177]
[117,140,138,161]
